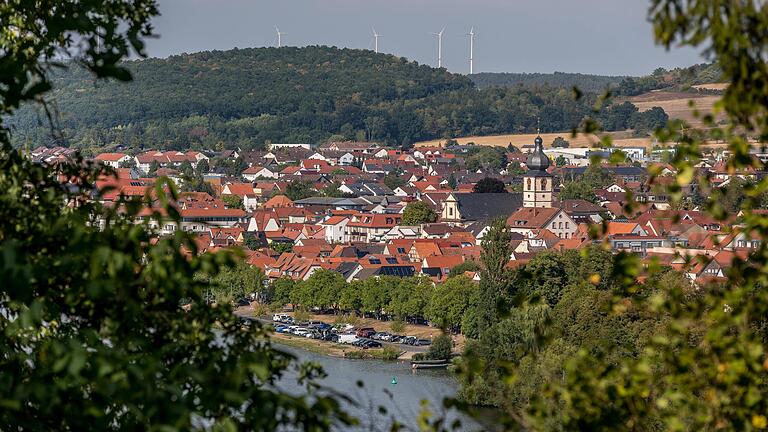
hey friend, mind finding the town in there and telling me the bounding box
[30,135,753,289]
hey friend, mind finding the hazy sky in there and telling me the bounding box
[145,0,705,76]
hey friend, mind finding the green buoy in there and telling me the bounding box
[391,376,398,385]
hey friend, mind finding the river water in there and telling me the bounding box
[276,344,480,431]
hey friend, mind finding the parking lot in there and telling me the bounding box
[267,314,433,352]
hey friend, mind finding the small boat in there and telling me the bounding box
[410,359,451,369]
[411,362,450,369]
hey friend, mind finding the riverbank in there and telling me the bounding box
[270,331,404,360]
[237,305,464,359]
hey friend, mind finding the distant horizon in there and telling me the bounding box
[135,44,706,79]
[145,0,705,77]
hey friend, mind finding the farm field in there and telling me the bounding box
[625,90,723,127]
[414,132,653,150]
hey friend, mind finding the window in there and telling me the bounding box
[385,257,398,264]
[368,258,381,264]
[565,222,569,229]
[397,247,406,253]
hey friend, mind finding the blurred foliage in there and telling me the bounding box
[447,1,768,431]
[0,2,351,430]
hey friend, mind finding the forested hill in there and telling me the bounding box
[10,46,669,153]
[470,72,626,93]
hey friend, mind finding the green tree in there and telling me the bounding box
[285,180,315,201]
[469,218,513,337]
[0,3,348,430]
[339,280,363,312]
[209,262,266,305]
[221,194,245,209]
[389,276,433,319]
[402,201,438,225]
[195,158,210,175]
[271,278,296,307]
[473,177,506,193]
[551,136,570,148]
[507,161,526,175]
[383,171,406,190]
[426,334,453,360]
[179,160,194,177]
[581,164,616,189]
[295,269,346,311]
[447,173,458,190]
[425,275,478,331]
[559,180,597,203]
[554,155,567,167]
[148,159,160,176]
[447,261,481,278]
[271,242,293,254]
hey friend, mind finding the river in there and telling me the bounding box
[275,344,481,431]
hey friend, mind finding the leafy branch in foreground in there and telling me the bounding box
[448,0,768,431]
[0,2,351,430]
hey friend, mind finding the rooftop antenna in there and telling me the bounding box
[275,26,285,48]
[467,27,475,74]
[372,27,381,53]
[431,26,446,68]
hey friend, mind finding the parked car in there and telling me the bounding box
[363,340,382,348]
[414,339,431,346]
[356,327,376,338]
[403,336,417,345]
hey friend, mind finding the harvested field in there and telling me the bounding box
[625,90,723,127]
[415,132,652,150]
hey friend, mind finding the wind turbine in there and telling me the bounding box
[432,26,446,68]
[275,26,286,48]
[467,27,475,74]
[372,27,381,53]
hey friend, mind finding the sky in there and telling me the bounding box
[145,0,705,76]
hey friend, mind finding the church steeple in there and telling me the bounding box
[523,132,553,208]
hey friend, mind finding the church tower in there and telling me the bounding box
[523,135,553,208]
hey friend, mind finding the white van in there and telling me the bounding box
[338,334,358,344]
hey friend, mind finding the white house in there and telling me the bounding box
[95,153,132,168]
[319,216,349,243]
[269,143,311,151]
[242,166,278,181]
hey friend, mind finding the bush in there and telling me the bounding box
[334,314,359,326]
[382,346,402,361]
[427,334,453,360]
[293,309,311,323]
[390,320,406,333]
[251,303,272,317]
